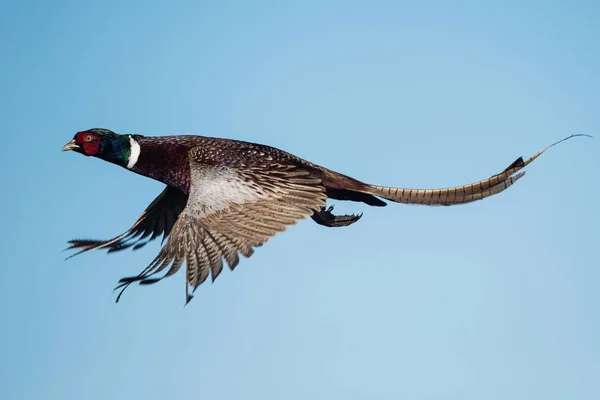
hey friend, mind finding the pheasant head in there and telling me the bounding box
[62,128,139,169]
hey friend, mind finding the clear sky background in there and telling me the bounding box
[1,1,599,399]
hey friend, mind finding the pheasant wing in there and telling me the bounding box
[66,186,188,258]
[115,145,327,303]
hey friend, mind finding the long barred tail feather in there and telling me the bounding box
[362,134,592,206]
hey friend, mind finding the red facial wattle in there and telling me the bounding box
[76,131,100,156]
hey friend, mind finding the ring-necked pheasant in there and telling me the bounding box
[62,129,588,303]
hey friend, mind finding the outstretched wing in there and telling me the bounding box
[116,146,327,303]
[66,186,188,258]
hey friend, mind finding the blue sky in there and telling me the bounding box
[1,1,599,399]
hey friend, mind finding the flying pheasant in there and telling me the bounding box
[62,129,588,303]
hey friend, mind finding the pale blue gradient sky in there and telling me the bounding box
[1,1,599,399]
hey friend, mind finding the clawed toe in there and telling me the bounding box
[311,205,362,227]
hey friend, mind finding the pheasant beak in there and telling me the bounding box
[62,139,80,152]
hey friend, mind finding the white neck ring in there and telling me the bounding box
[127,136,141,169]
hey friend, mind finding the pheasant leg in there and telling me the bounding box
[311,205,362,227]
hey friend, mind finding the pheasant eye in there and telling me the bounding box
[85,135,93,142]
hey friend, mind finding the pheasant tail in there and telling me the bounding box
[359,134,591,206]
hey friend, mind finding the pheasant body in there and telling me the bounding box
[62,128,588,303]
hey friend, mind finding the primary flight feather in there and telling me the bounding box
[62,129,589,303]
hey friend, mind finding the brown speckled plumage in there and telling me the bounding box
[62,129,589,303]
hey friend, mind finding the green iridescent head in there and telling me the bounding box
[62,128,135,168]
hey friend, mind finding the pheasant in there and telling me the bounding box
[62,129,588,303]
